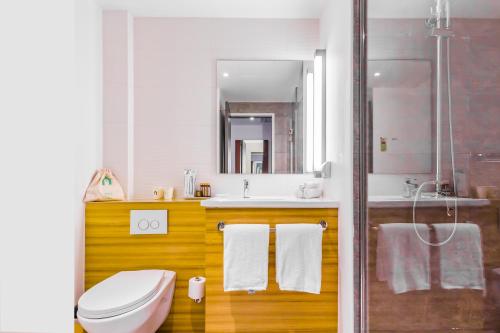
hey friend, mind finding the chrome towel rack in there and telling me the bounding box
[216,220,328,232]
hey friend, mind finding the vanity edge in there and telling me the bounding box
[201,199,340,209]
[368,198,491,208]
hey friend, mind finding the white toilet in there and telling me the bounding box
[77,270,176,333]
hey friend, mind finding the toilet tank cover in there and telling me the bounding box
[78,270,170,319]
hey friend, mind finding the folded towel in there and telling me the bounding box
[296,187,322,199]
[303,188,323,199]
[433,223,485,291]
[376,223,431,294]
[275,224,323,294]
[224,224,270,292]
[304,181,322,189]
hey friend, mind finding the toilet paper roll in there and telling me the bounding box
[188,276,206,303]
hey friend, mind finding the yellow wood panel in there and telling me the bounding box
[74,322,83,333]
[85,201,205,333]
[205,208,338,333]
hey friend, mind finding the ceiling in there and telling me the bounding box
[218,60,303,103]
[95,0,327,18]
[96,0,500,19]
[369,0,500,19]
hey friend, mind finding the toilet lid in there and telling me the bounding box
[78,270,166,319]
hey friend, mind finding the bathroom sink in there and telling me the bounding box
[201,196,339,208]
[215,196,287,201]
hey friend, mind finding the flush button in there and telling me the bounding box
[150,220,160,229]
[138,219,149,231]
[130,210,168,235]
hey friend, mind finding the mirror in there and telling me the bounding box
[217,57,325,174]
[367,60,432,174]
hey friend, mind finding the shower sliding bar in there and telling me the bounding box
[216,220,328,232]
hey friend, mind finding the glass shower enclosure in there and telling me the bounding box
[363,0,500,331]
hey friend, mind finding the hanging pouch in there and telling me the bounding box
[83,168,125,202]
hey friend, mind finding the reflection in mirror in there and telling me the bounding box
[217,59,325,174]
[367,60,432,174]
[230,116,272,174]
[239,139,267,174]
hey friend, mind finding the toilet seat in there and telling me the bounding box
[78,270,166,319]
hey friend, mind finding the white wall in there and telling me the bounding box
[320,0,354,332]
[0,0,92,332]
[75,0,103,306]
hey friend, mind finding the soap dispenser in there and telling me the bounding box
[313,161,332,179]
[183,169,197,198]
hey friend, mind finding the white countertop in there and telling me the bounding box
[201,196,339,208]
[369,195,491,208]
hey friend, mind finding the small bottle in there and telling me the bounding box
[380,137,387,152]
[198,183,211,197]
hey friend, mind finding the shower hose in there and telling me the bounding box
[412,37,458,247]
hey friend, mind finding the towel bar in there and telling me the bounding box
[216,220,328,232]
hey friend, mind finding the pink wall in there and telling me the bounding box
[125,17,319,199]
[102,11,132,196]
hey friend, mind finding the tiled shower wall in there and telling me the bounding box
[449,20,500,194]
[368,19,500,197]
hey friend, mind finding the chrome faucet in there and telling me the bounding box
[243,179,250,198]
[404,178,419,198]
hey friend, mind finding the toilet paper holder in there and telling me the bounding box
[188,276,205,303]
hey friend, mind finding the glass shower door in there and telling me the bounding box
[365,0,500,331]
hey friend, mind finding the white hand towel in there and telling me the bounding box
[433,223,485,291]
[376,223,431,294]
[304,181,322,189]
[303,188,323,199]
[224,224,270,292]
[275,224,323,294]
